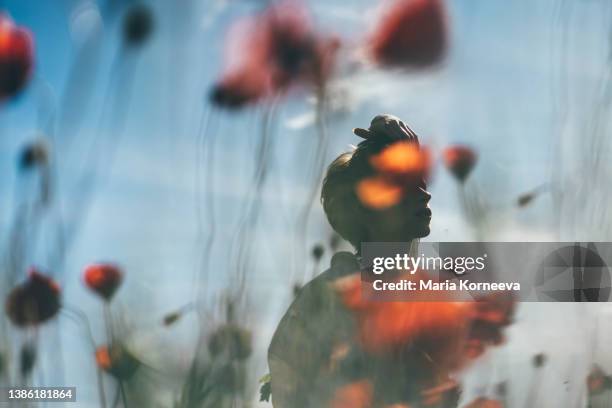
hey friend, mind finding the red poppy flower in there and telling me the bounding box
[83,263,123,301]
[442,145,477,182]
[0,14,34,101]
[368,0,447,68]
[5,268,61,327]
[95,343,140,380]
[587,365,612,395]
[335,275,514,372]
[330,380,373,408]
[463,397,504,408]
[211,1,338,109]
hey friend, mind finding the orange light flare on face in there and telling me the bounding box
[442,145,478,183]
[368,0,447,69]
[356,176,404,210]
[210,1,339,109]
[370,141,432,182]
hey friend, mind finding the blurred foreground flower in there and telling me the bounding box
[95,343,141,380]
[329,380,373,408]
[0,13,34,101]
[335,275,514,370]
[357,141,432,210]
[5,268,61,327]
[356,176,404,209]
[367,0,447,68]
[210,1,339,109]
[463,397,503,408]
[83,263,123,301]
[370,141,432,182]
[443,145,477,183]
[587,365,611,395]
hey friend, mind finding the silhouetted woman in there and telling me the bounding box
[268,114,435,407]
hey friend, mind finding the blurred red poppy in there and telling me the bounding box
[368,0,447,68]
[329,380,373,408]
[83,263,123,301]
[335,275,514,373]
[442,145,477,183]
[95,343,140,380]
[0,14,34,101]
[5,268,61,327]
[587,365,612,395]
[463,397,504,408]
[211,1,339,109]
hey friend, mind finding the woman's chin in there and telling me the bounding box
[416,224,431,238]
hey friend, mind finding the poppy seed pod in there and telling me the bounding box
[443,145,477,183]
[83,263,123,301]
[19,139,49,170]
[6,269,61,327]
[122,4,154,47]
[311,243,324,261]
[0,14,34,100]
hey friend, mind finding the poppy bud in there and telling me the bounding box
[95,343,140,380]
[5,268,61,327]
[443,145,477,183]
[162,311,182,326]
[311,244,324,261]
[517,192,536,207]
[83,263,123,301]
[0,14,34,100]
[19,139,49,170]
[532,352,546,368]
[122,4,154,47]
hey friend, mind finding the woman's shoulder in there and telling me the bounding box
[269,251,360,343]
[294,251,360,306]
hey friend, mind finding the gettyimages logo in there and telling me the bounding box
[535,243,612,302]
[361,242,612,302]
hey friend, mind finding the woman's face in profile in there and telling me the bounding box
[367,178,432,242]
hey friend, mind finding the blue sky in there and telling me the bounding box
[2,0,612,406]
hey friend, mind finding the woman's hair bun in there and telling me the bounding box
[352,114,420,146]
